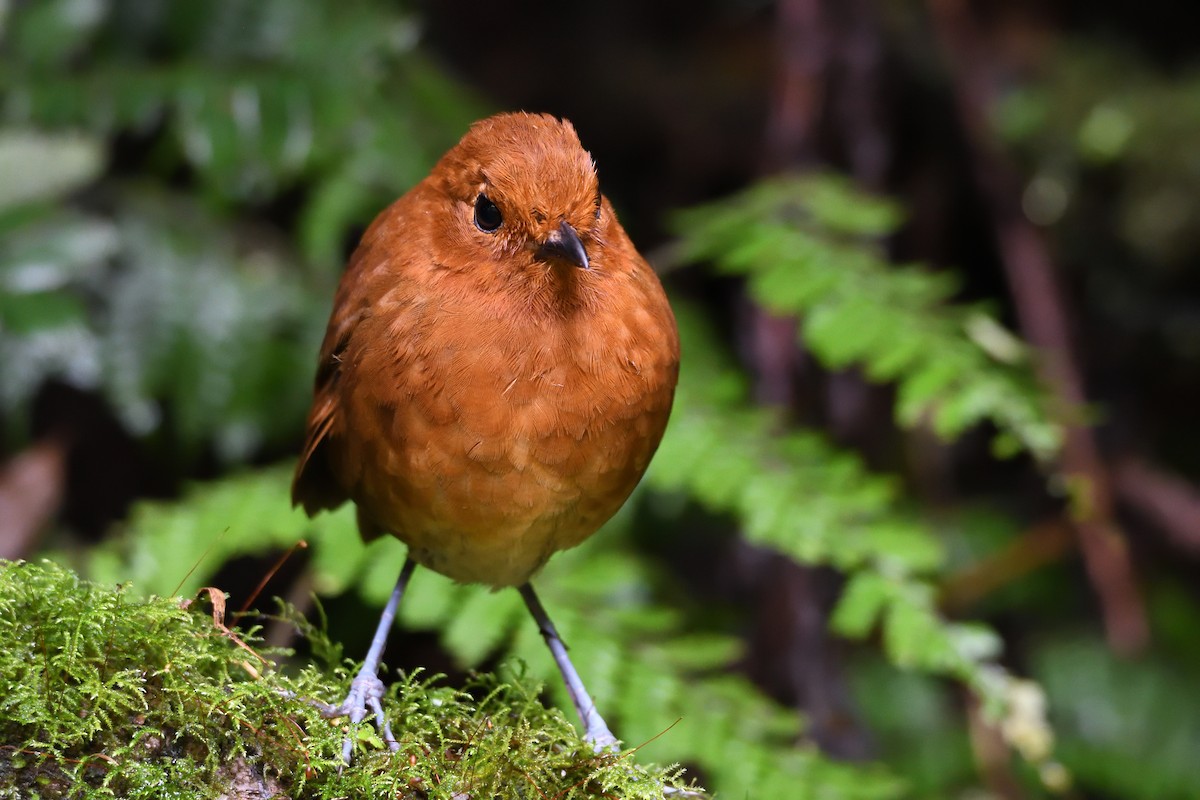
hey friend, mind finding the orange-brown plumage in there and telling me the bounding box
[293,113,680,590]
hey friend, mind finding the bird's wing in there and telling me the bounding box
[291,321,353,515]
[292,190,418,517]
[291,239,379,516]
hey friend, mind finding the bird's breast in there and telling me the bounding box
[334,295,677,587]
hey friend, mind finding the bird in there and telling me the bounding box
[292,111,680,763]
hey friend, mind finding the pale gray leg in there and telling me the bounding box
[325,557,416,764]
[519,583,618,749]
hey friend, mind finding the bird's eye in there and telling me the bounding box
[474,194,503,232]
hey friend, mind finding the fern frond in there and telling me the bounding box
[652,304,943,576]
[86,464,362,597]
[673,174,1063,462]
[649,303,1054,757]
[0,198,328,461]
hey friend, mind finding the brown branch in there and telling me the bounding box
[827,0,890,187]
[965,690,1026,800]
[762,0,827,173]
[940,519,1075,614]
[1113,457,1200,558]
[746,0,826,407]
[926,0,1148,653]
[0,437,67,561]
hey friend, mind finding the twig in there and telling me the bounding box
[763,0,827,173]
[1112,457,1200,557]
[965,689,1026,800]
[940,519,1074,613]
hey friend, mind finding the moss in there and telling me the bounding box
[0,560,701,799]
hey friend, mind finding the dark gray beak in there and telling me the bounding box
[538,220,590,270]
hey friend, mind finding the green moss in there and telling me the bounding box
[0,560,700,799]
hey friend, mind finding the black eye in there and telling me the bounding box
[474,194,503,232]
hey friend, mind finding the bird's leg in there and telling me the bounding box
[325,557,416,765]
[518,583,619,750]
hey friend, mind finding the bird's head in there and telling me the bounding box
[431,113,606,286]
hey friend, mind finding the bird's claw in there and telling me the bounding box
[327,668,399,765]
[324,670,384,721]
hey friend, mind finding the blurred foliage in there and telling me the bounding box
[0,191,325,461]
[1,0,480,264]
[997,45,1200,270]
[996,43,1200,420]
[1032,633,1200,800]
[0,0,480,460]
[3,1,1199,799]
[849,654,977,797]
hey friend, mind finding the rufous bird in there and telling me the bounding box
[292,112,680,762]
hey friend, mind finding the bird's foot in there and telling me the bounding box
[323,666,399,765]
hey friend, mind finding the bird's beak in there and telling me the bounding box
[537,220,590,270]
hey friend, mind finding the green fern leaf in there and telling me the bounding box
[673,174,1064,462]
